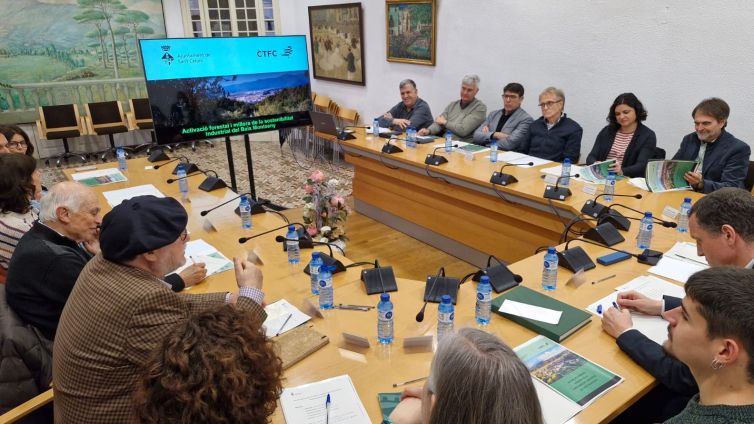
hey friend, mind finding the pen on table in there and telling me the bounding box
[336,303,373,311]
[275,313,293,337]
[325,393,331,424]
[392,376,428,388]
[591,274,616,285]
[612,301,622,311]
[596,304,603,315]
[674,254,707,266]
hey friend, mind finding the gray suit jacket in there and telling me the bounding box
[473,107,533,150]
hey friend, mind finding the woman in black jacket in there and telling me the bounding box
[586,93,657,177]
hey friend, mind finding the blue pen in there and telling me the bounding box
[612,301,621,311]
[597,304,603,315]
[325,393,331,424]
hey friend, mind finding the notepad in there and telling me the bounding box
[263,299,311,338]
[102,184,165,207]
[279,375,369,424]
[171,239,233,278]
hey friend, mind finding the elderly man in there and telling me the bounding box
[53,195,267,423]
[418,74,487,143]
[0,130,9,153]
[5,182,204,340]
[472,82,533,150]
[521,87,582,162]
[377,79,433,132]
[601,187,754,422]
[672,98,750,193]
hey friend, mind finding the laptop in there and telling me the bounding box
[309,110,355,140]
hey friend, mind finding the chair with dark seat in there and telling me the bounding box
[651,147,666,160]
[744,161,754,193]
[84,100,131,162]
[127,98,169,154]
[36,104,88,167]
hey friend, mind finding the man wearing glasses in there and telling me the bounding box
[472,82,533,150]
[0,131,9,153]
[520,86,583,163]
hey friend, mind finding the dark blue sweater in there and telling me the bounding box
[523,114,583,162]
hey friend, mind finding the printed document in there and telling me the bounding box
[280,374,370,424]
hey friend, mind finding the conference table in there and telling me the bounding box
[65,153,702,424]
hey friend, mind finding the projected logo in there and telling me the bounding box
[257,46,294,58]
[161,45,174,65]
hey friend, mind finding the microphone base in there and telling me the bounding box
[423,276,460,304]
[282,229,314,251]
[171,162,200,175]
[490,172,518,186]
[543,185,572,200]
[583,222,625,247]
[198,176,227,192]
[234,202,267,216]
[337,130,356,140]
[381,143,403,154]
[303,253,346,276]
[557,246,596,273]
[638,249,663,265]
[361,266,398,295]
[147,149,170,162]
[424,154,448,166]
[599,210,631,231]
[581,200,607,218]
[472,265,521,293]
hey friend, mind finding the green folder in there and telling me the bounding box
[378,392,401,423]
[491,286,592,342]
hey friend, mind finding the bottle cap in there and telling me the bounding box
[288,224,295,231]
[608,171,615,176]
[480,275,490,284]
[240,195,248,202]
[441,294,451,304]
[644,211,653,218]
[563,158,571,165]
[380,292,390,302]
[684,197,692,202]
[547,247,556,254]
[312,251,321,258]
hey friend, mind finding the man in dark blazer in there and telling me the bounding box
[671,97,750,193]
[53,196,267,423]
[600,188,754,422]
[472,82,533,151]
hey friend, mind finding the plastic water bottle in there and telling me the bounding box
[285,225,300,264]
[560,158,572,187]
[490,139,498,163]
[373,118,380,136]
[377,292,394,344]
[176,163,189,200]
[638,212,654,249]
[318,265,334,310]
[437,294,454,342]
[407,126,417,148]
[475,275,492,325]
[542,247,558,291]
[116,147,127,171]
[309,252,322,295]
[239,195,252,229]
[604,171,616,202]
[677,197,692,233]
[445,131,453,152]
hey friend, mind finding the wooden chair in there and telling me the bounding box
[127,98,167,154]
[0,389,53,423]
[84,100,131,162]
[36,104,88,167]
[336,107,359,128]
[313,94,332,112]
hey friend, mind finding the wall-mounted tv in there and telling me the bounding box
[139,36,312,145]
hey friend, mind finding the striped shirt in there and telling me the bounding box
[607,131,634,165]
[0,209,38,269]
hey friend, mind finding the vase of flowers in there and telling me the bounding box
[303,169,350,251]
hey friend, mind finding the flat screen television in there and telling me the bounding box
[139,36,312,145]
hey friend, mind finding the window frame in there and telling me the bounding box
[179,0,281,38]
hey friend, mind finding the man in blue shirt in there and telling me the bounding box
[377,79,433,132]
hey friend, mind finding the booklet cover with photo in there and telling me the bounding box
[645,160,698,192]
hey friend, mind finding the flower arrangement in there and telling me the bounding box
[303,169,350,243]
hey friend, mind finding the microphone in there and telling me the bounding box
[360,259,399,295]
[274,236,346,257]
[166,171,202,184]
[601,214,677,228]
[471,255,523,293]
[381,134,403,154]
[154,156,199,175]
[416,269,440,322]
[153,157,181,169]
[196,169,228,192]
[273,236,347,276]
[601,203,677,230]
[490,161,534,186]
[581,193,643,218]
[425,144,458,166]
[565,238,663,265]
[238,222,311,245]
[543,173,580,200]
[201,192,266,218]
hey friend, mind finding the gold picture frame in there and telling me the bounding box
[386,0,436,66]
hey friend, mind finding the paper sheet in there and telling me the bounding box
[648,256,707,283]
[499,299,562,325]
[280,375,370,424]
[662,242,708,266]
[615,275,686,299]
[628,177,649,191]
[263,299,311,337]
[102,184,165,207]
[171,239,233,278]
[532,378,582,424]
[498,151,552,167]
[71,167,127,187]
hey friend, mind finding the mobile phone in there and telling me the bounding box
[597,251,632,266]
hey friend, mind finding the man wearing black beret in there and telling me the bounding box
[52,195,267,423]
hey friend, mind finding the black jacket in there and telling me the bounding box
[586,123,657,177]
[522,114,583,162]
[671,129,750,193]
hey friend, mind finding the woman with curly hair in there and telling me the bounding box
[0,153,42,272]
[134,305,283,424]
[0,125,35,157]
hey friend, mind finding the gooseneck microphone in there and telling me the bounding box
[601,214,678,228]
[238,222,307,244]
[200,192,253,216]
[602,203,677,228]
[274,236,346,257]
[154,156,199,175]
[425,144,458,166]
[581,193,643,219]
[416,272,441,322]
[381,134,403,154]
[152,157,182,170]
[166,171,202,184]
[543,173,580,200]
[565,237,664,261]
[490,161,535,186]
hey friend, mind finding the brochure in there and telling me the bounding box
[71,167,127,187]
[644,160,698,192]
[579,159,626,184]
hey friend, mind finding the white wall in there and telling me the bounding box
[277,0,754,159]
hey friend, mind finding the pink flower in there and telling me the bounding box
[310,170,325,183]
[304,184,314,194]
[306,224,318,236]
[329,196,345,208]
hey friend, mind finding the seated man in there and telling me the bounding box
[602,187,754,422]
[663,267,754,423]
[522,87,582,162]
[6,182,204,340]
[672,97,750,193]
[418,74,487,143]
[472,82,533,150]
[0,130,9,153]
[53,195,266,423]
[377,79,433,132]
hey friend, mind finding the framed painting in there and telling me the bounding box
[386,0,436,66]
[308,3,365,86]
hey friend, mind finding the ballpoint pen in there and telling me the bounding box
[392,376,428,387]
[275,313,293,337]
[591,274,616,285]
[612,301,622,311]
[597,304,603,315]
[336,303,373,311]
[325,393,331,424]
[674,254,707,266]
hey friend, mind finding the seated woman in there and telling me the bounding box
[0,153,42,273]
[0,125,35,157]
[134,305,283,424]
[586,93,657,178]
[522,87,582,162]
[389,328,543,424]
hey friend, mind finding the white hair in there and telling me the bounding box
[461,74,480,88]
[399,79,417,90]
[38,181,89,223]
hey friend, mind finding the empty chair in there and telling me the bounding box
[36,104,88,167]
[745,161,754,193]
[127,98,168,154]
[84,100,130,162]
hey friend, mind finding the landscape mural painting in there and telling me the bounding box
[0,0,166,124]
[386,0,436,66]
[308,3,365,85]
